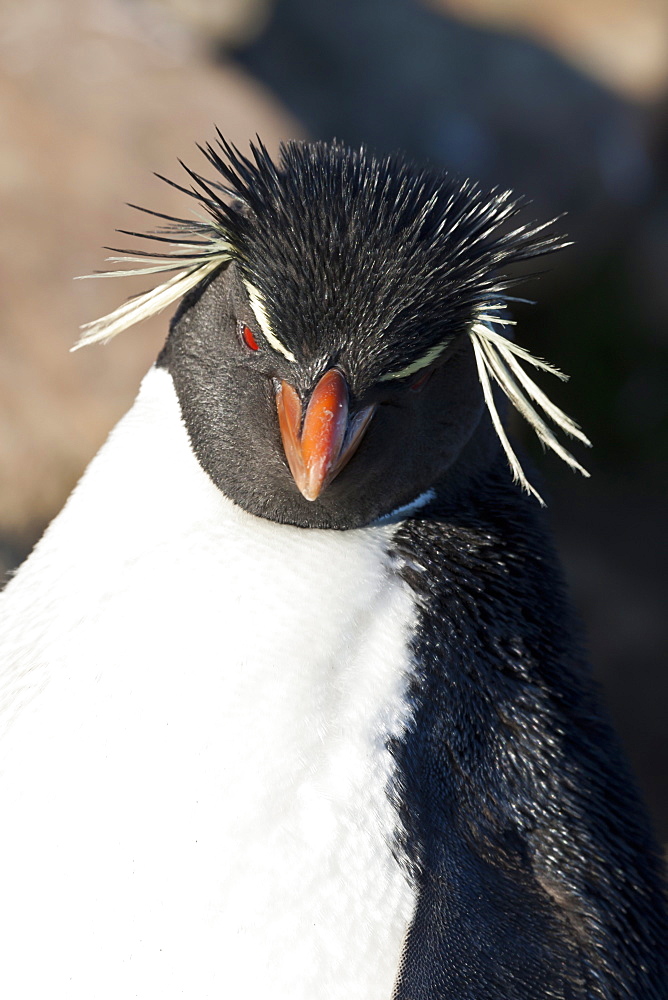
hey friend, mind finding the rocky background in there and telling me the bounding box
[1,0,666,835]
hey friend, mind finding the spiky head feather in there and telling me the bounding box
[77,135,589,502]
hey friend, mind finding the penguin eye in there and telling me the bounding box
[240,324,260,352]
[409,367,434,393]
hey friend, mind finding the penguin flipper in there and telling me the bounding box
[392,828,588,1000]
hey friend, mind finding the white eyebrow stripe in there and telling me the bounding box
[378,338,450,381]
[243,281,297,363]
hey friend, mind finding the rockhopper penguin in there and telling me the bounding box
[0,138,666,999]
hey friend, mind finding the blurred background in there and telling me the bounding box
[0,0,666,835]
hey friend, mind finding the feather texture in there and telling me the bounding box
[470,322,591,503]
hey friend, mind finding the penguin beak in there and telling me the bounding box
[276,369,376,501]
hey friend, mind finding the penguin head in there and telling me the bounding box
[79,138,588,525]
[158,252,486,529]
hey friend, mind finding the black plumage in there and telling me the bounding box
[182,138,560,385]
[391,476,667,996]
[105,138,564,387]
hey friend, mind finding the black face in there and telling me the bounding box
[158,263,487,530]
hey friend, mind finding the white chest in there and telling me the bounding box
[0,369,418,1000]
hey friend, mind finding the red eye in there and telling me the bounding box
[410,368,433,392]
[242,325,260,351]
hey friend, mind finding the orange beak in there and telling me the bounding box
[276,369,376,501]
